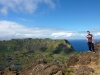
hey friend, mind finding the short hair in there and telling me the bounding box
[87,31,90,33]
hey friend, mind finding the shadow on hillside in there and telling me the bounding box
[53,43,73,54]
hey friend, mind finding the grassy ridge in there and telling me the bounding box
[0,38,74,71]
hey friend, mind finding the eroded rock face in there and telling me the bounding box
[1,52,100,75]
[73,66,94,75]
[67,56,79,67]
[34,59,47,65]
[20,52,99,75]
[67,52,99,66]
[53,71,63,75]
[18,59,64,75]
[94,42,100,52]
[78,52,99,65]
[1,68,19,75]
[20,63,63,75]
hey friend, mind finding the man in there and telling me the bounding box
[86,31,95,52]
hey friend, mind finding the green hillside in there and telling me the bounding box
[0,38,74,71]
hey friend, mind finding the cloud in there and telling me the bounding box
[0,20,100,40]
[0,20,47,39]
[51,32,75,38]
[18,18,34,22]
[0,20,76,40]
[0,7,8,15]
[0,0,56,15]
[94,32,100,36]
[97,32,100,35]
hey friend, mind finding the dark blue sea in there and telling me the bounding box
[68,39,100,52]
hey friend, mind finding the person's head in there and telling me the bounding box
[87,31,90,34]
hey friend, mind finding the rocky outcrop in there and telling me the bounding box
[19,52,100,75]
[20,63,63,75]
[73,66,94,75]
[94,42,100,52]
[0,59,64,75]
[67,52,99,66]
[66,52,100,75]
[78,52,99,65]
[1,52,100,75]
[66,56,79,66]
[0,68,19,75]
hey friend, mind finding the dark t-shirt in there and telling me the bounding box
[87,34,93,42]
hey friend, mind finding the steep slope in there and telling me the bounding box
[67,52,100,75]
[0,38,74,72]
[1,40,100,75]
[0,38,74,53]
[2,52,100,75]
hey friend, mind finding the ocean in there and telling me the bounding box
[68,39,100,52]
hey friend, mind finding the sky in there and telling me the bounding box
[0,0,100,40]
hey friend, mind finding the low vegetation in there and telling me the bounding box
[0,38,74,71]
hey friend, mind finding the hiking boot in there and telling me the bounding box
[88,51,91,52]
[93,52,96,53]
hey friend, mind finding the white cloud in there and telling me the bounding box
[97,32,100,35]
[94,32,100,36]
[1,20,100,40]
[0,0,56,15]
[0,20,76,40]
[51,32,74,38]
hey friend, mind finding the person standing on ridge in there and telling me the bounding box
[86,31,95,53]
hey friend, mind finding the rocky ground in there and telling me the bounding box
[1,52,100,75]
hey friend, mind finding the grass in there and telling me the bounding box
[91,73,100,75]
[97,63,100,69]
[0,50,73,71]
[63,67,74,75]
[0,38,75,71]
